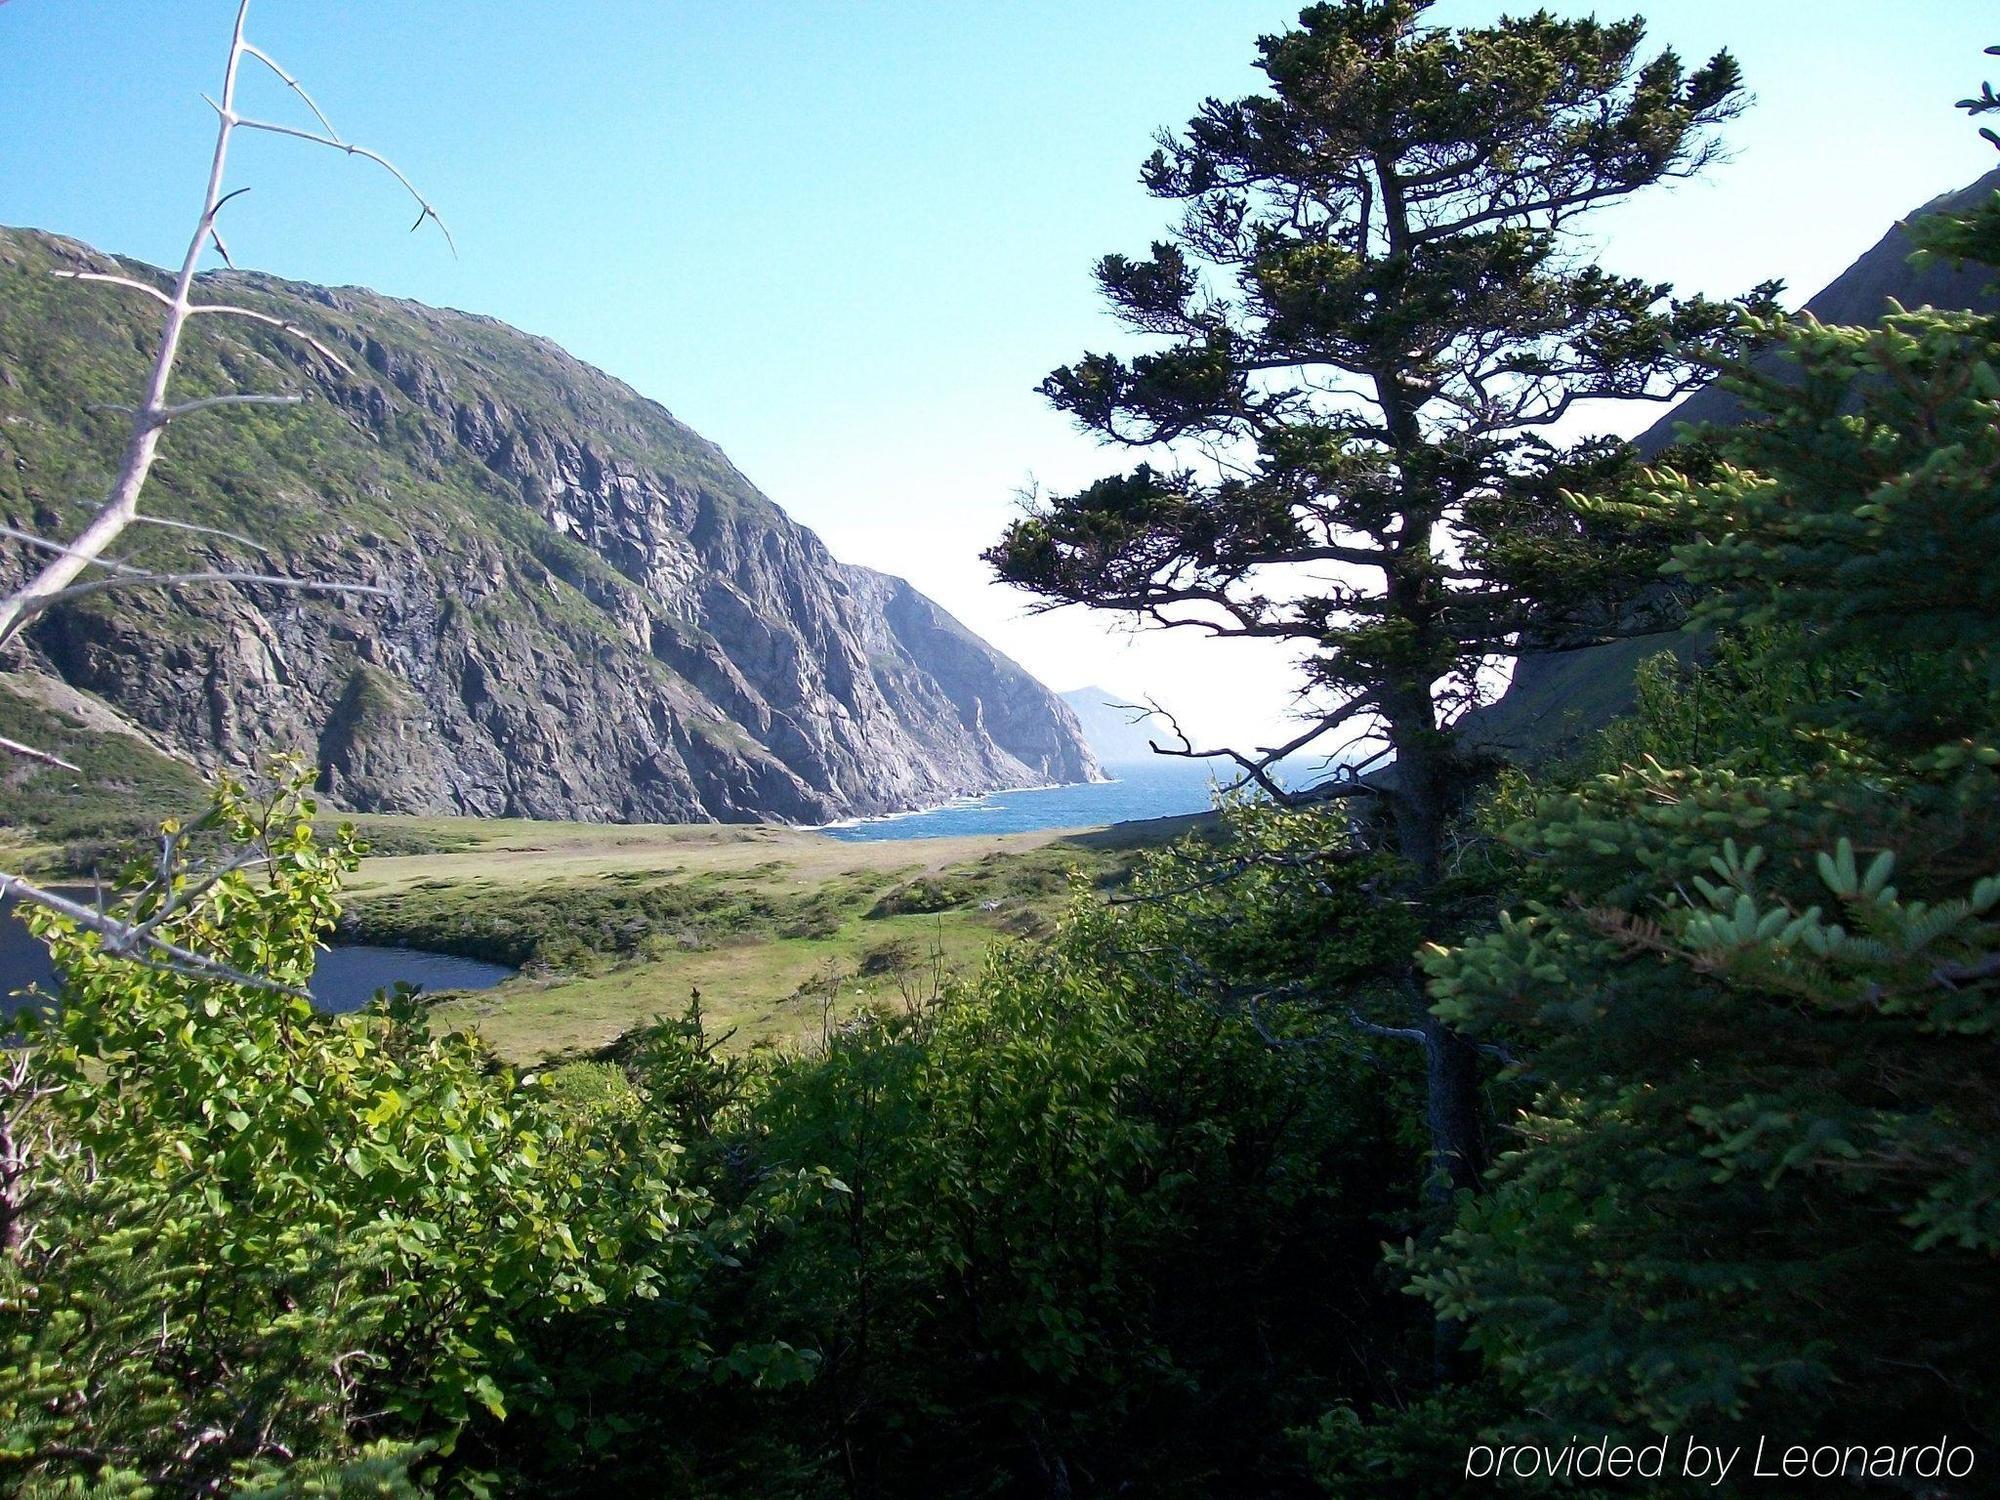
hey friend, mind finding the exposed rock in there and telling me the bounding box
[0,226,1098,823]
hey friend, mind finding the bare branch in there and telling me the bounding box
[49,270,172,306]
[0,737,80,772]
[0,524,152,575]
[123,844,266,953]
[155,392,304,422]
[186,304,352,373]
[34,569,387,610]
[0,872,310,1000]
[51,271,349,372]
[1344,1007,1426,1044]
[131,515,266,551]
[1140,692,1385,805]
[226,113,457,255]
[239,42,340,140]
[83,392,303,425]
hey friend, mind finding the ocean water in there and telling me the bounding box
[823,758,1236,842]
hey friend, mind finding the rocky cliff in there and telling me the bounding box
[0,227,1098,823]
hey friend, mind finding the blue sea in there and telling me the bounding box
[823,757,1268,842]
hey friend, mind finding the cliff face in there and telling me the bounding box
[0,227,1097,823]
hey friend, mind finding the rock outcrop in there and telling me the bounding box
[0,227,1098,823]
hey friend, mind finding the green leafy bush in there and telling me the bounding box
[0,771,724,1496]
[865,875,972,918]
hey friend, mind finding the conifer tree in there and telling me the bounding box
[987,0,1771,1192]
[1413,82,2000,1447]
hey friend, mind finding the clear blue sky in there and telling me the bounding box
[3,1,1995,747]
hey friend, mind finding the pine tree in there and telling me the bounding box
[1412,84,2000,1450]
[987,0,1771,1196]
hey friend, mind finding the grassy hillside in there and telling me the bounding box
[0,673,209,868]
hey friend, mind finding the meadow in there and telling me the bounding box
[328,812,1176,1061]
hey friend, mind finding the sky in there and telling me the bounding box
[2,1,1996,749]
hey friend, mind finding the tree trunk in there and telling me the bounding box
[1380,696,1487,1193]
[1421,1012,1485,1201]
[1381,711,1489,1378]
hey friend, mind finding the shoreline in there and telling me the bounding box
[807,771,1123,834]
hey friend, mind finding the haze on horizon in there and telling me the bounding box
[2,0,1993,748]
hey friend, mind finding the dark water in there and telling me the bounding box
[0,892,513,1017]
[299,945,515,1014]
[822,756,1317,842]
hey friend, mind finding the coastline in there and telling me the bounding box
[809,772,1115,834]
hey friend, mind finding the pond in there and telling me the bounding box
[0,890,515,1017]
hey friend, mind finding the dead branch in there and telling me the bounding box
[0,873,310,1001]
[0,736,78,772]
[0,0,443,990]
[32,570,387,611]
[0,0,446,652]
[1139,693,1386,805]
[131,515,265,551]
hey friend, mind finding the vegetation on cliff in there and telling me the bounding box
[0,224,1096,829]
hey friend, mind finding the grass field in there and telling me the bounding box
[329,813,1192,1063]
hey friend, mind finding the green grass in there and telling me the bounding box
[328,813,1150,1063]
[0,679,209,872]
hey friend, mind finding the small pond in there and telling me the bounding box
[0,891,514,1017]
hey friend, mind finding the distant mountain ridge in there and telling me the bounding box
[1467,167,2000,762]
[0,226,1098,823]
[1058,688,1174,765]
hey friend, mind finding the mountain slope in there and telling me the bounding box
[0,226,1097,824]
[1630,166,2000,455]
[1465,168,2000,763]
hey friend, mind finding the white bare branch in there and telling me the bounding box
[36,570,388,610]
[0,872,311,1001]
[219,110,456,256]
[131,515,266,551]
[239,41,340,141]
[3,520,380,612]
[0,525,151,574]
[9,513,266,562]
[52,272,351,373]
[155,392,304,421]
[0,737,80,772]
[49,270,172,307]
[186,305,353,373]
